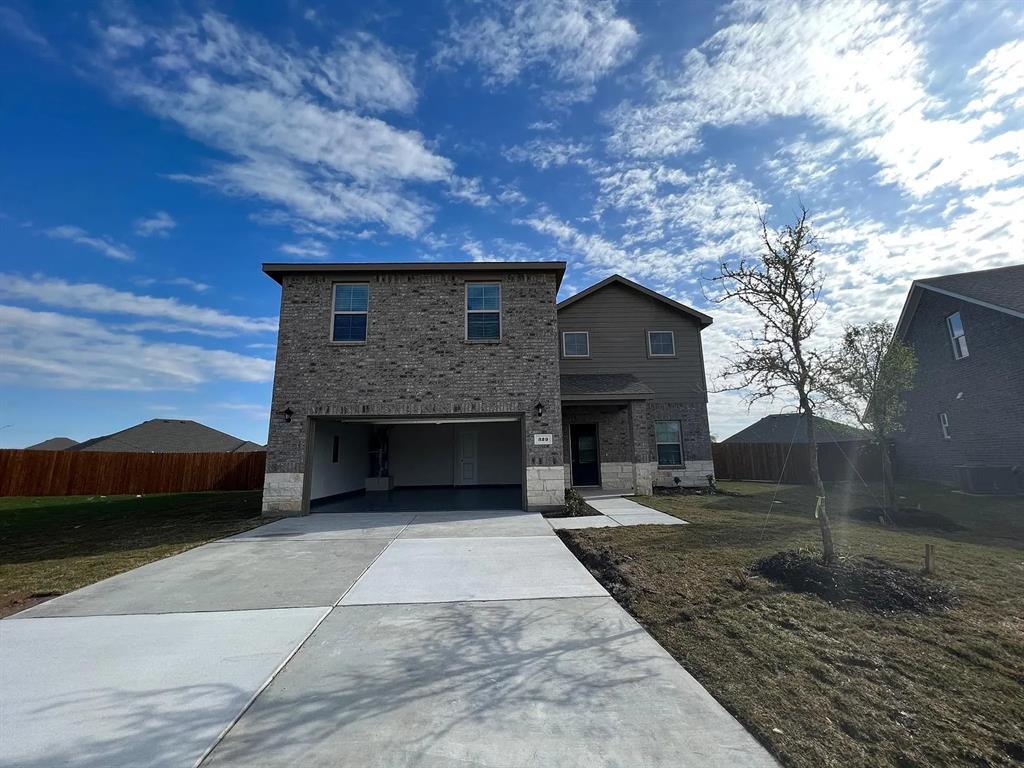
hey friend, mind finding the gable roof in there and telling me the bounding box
[70,419,264,453]
[557,274,713,327]
[263,261,566,289]
[896,264,1024,338]
[722,414,870,444]
[25,437,79,451]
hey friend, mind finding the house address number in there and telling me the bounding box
[533,434,553,445]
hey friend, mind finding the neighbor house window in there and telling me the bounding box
[648,330,675,357]
[466,282,501,341]
[332,284,368,342]
[562,331,590,357]
[655,420,683,466]
[946,312,968,359]
[331,435,340,463]
[938,413,951,440]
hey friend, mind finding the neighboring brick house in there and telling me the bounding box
[260,263,715,515]
[892,264,1024,487]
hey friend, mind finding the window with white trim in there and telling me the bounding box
[332,284,368,342]
[562,331,590,357]
[648,330,675,357]
[466,283,501,341]
[655,420,684,466]
[946,312,968,359]
[938,412,951,440]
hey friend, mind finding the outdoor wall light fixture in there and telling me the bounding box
[535,402,544,418]
[281,407,294,423]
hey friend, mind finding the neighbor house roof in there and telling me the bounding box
[263,261,567,289]
[722,414,870,444]
[24,437,79,451]
[895,264,1024,338]
[559,373,655,401]
[557,274,713,327]
[69,420,264,453]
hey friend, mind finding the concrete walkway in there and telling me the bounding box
[548,493,688,529]
[2,508,776,768]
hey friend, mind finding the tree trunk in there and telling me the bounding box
[880,439,897,521]
[803,400,836,565]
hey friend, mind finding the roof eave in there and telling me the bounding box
[559,392,654,402]
[263,261,568,290]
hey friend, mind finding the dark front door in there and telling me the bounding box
[570,423,600,486]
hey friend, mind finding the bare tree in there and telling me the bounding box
[711,207,836,564]
[822,321,917,520]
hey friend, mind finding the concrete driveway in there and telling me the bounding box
[2,508,776,768]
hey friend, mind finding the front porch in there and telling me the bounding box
[559,373,716,494]
[560,373,655,496]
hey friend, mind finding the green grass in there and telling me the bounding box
[0,491,268,616]
[559,481,1024,768]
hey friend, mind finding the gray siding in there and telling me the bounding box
[557,282,708,399]
[893,289,1024,484]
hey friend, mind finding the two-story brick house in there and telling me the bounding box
[260,262,714,515]
[892,264,1024,489]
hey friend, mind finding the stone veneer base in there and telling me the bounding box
[526,465,566,510]
[262,472,305,516]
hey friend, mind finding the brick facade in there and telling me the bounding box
[264,268,564,513]
[893,290,1024,485]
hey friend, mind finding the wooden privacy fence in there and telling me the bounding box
[0,449,266,497]
[712,440,883,484]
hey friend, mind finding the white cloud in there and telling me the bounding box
[0,304,274,391]
[134,276,210,293]
[134,211,177,237]
[0,6,52,56]
[279,239,329,258]
[966,39,1024,114]
[0,273,276,334]
[436,0,638,99]
[92,12,453,237]
[314,32,417,113]
[608,0,1023,198]
[447,175,493,206]
[504,138,591,169]
[45,225,133,261]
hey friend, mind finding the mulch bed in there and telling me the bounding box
[754,550,956,614]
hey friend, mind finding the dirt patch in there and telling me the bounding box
[754,550,956,614]
[845,505,966,532]
[557,531,638,606]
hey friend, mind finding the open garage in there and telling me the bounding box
[306,416,525,512]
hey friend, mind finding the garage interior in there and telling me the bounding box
[308,417,524,512]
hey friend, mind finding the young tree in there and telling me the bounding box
[711,207,836,564]
[823,321,917,520]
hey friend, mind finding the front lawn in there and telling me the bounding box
[0,491,267,617]
[559,481,1024,767]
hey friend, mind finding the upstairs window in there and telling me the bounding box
[655,421,684,467]
[332,284,369,342]
[648,330,675,357]
[947,312,968,359]
[466,283,501,341]
[939,412,951,440]
[562,331,590,357]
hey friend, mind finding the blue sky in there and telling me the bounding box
[1,0,1022,448]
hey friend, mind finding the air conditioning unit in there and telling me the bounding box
[955,464,1021,495]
